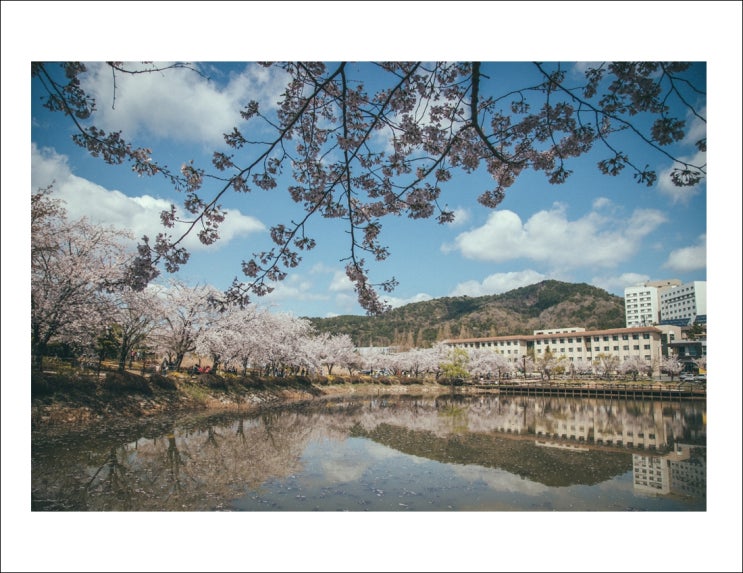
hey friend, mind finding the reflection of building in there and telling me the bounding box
[670,445,706,498]
[632,444,706,498]
[633,452,673,494]
[534,408,593,442]
[532,399,674,450]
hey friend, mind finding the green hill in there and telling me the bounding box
[307,280,625,348]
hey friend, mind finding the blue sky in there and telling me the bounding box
[28,59,710,318]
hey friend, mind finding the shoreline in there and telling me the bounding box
[31,369,703,429]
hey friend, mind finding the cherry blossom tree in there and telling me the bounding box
[253,312,315,376]
[395,347,438,378]
[661,356,684,380]
[196,304,269,375]
[571,359,595,379]
[468,348,515,382]
[230,306,272,375]
[534,347,562,381]
[693,356,707,374]
[108,287,164,371]
[617,356,653,382]
[593,353,620,380]
[33,62,707,314]
[151,281,223,370]
[303,332,357,376]
[31,186,133,369]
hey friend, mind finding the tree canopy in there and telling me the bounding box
[32,61,706,314]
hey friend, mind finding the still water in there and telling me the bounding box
[32,392,706,511]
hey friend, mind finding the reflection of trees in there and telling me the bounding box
[86,447,135,508]
[165,431,189,497]
[33,411,317,510]
[350,422,631,487]
[32,395,706,510]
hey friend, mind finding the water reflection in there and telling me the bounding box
[32,393,706,511]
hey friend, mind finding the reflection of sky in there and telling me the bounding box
[232,433,705,512]
[451,464,549,496]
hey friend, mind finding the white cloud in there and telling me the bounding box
[258,274,329,309]
[31,144,264,251]
[592,196,613,210]
[332,292,361,315]
[451,465,548,495]
[656,149,706,204]
[329,271,353,292]
[591,272,651,295]
[443,204,667,270]
[662,234,706,272]
[79,62,289,146]
[683,106,707,147]
[384,292,433,308]
[450,270,547,297]
[448,207,471,227]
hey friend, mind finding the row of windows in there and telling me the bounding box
[536,333,649,344]
[455,333,652,349]
[537,344,650,352]
[533,352,653,361]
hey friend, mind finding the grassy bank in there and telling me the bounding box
[31,368,442,428]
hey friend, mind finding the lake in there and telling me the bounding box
[31,391,706,511]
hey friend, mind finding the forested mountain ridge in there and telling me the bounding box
[308,280,625,348]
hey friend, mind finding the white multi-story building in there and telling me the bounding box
[624,279,681,327]
[659,281,707,325]
[443,325,681,375]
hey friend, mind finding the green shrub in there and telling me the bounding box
[439,377,465,386]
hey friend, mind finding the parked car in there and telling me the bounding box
[694,374,706,383]
[679,373,695,382]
